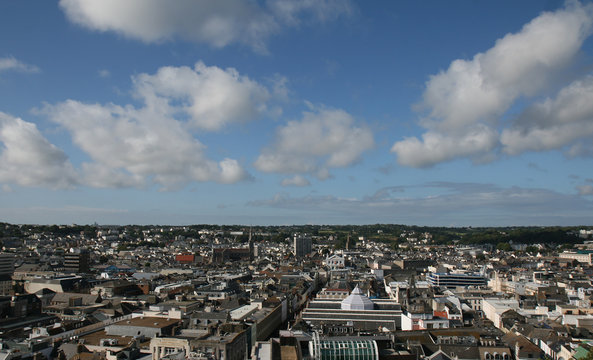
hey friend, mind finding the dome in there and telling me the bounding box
[341,286,374,310]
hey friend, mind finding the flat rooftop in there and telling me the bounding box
[79,330,151,348]
[112,317,180,328]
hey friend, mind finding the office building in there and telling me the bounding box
[294,234,312,258]
[0,253,14,295]
[427,272,487,289]
[64,248,90,274]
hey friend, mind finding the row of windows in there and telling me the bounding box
[484,352,509,360]
[327,327,354,334]
[429,278,487,283]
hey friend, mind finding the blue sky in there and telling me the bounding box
[1,0,593,226]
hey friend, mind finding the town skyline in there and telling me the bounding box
[0,221,592,359]
[1,1,593,226]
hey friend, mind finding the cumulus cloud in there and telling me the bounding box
[0,56,40,74]
[44,99,249,190]
[0,112,77,188]
[392,125,498,167]
[392,1,593,167]
[423,2,592,131]
[80,163,144,189]
[255,106,374,178]
[1,61,274,190]
[40,61,269,189]
[281,175,311,187]
[59,0,351,52]
[134,62,271,131]
[501,76,593,155]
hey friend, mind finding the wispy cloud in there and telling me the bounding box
[281,175,311,187]
[98,69,110,78]
[0,56,40,74]
[249,182,593,226]
[0,205,128,225]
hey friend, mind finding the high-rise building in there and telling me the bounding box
[0,253,14,295]
[64,248,90,274]
[294,234,312,258]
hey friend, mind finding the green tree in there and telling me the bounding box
[525,246,538,254]
[496,242,512,251]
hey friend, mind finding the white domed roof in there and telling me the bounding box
[341,286,374,310]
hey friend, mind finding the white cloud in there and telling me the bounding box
[14,60,274,190]
[98,69,110,78]
[393,1,593,167]
[0,56,40,74]
[392,125,498,167]
[281,175,311,187]
[59,0,351,52]
[255,106,374,178]
[501,76,593,155]
[80,163,144,189]
[36,61,270,189]
[423,2,592,131]
[134,62,271,131]
[44,98,249,190]
[0,112,77,188]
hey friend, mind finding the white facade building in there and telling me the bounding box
[482,298,520,329]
